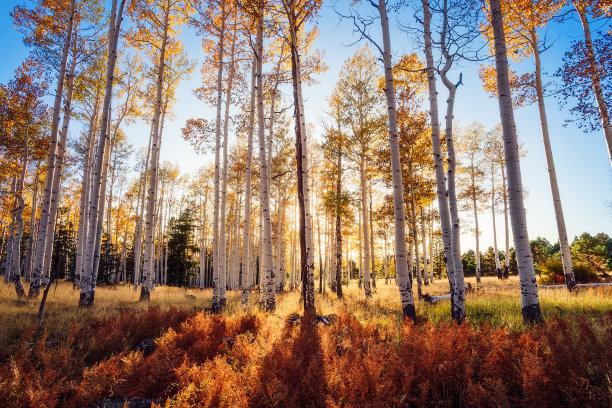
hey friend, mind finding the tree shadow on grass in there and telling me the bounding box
[256,313,328,407]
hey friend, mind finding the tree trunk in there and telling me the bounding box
[410,184,423,298]
[369,182,376,290]
[29,0,76,298]
[74,93,100,288]
[287,4,315,314]
[472,178,481,283]
[359,155,372,297]
[24,163,40,283]
[422,0,456,317]
[378,0,415,321]
[491,167,502,279]
[140,5,170,301]
[501,163,510,278]
[574,4,612,168]
[241,56,256,307]
[489,0,542,323]
[421,206,428,286]
[531,29,576,291]
[218,20,237,309]
[211,0,226,312]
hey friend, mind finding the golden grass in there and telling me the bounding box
[1,276,611,354]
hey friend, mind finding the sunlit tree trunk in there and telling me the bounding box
[42,51,77,285]
[80,0,126,306]
[491,167,502,279]
[410,184,422,298]
[501,164,510,278]
[359,154,372,298]
[29,0,76,298]
[369,182,376,290]
[218,20,238,308]
[75,93,100,288]
[489,0,542,323]
[531,29,576,291]
[211,0,226,312]
[421,206,429,286]
[24,163,40,282]
[140,5,170,301]
[378,0,415,320]
[241,57,256,307]
[287,3,315,314]
[10,139,28,297]
[335,141,343,298]
[422,0,456,316]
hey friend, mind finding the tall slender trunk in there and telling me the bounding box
[74,93,101,287]
[359,155,372,297]
[335,141,343,298]
[501,163,510,278]
[211,0,226,312]
[11,138,29,297]
[491,167,502,279]
[422,0,456,317]
[472,165,481,283]
[24,163,40,282]
[241,57,256,307]
[43,48,78,283]
[489,0,542,323]
[531,29,575,290]
[286,4,315,314]
[574,4,612,167]
[420,206,428,286]
[256,2,275,311]
[29,0,76,297]
[133,128,153,286]
[410,183,422,297]
[378,0,415,320]
[140,4,170,301]
[369,182,376,289]
[80,0,126,306]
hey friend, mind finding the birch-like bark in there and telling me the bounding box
[11,142,28,297]
[531,29,575,290]
[574,4,612,167]
[80,0,125,306]
[422,0,456,316]
[420,206,428,286]
[369,182,376,289]
[285,2,315,314]
[439,0,465,321]
[140,4,170,301]
[498,163,510,278]
[74,93,100,287]
[489,0,542,323]
[42,52,77,282]
[335,136,343,298]
[255,3,275,311]
[133,128,153,287]
[472,168,481,283]
[29,0,76,297]
[410,184,422,297]
[218,17,237,308]
[241,57,256,307]
[359,155,372,297]
[211,0,226,312]
[378,0,415,320]
[24,163,40,282]
[491,167,502,279]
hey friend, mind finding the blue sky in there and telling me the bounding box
[1,0,610,252]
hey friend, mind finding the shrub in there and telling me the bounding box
[540,260,601,285]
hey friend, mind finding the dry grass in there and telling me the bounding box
[1,276,611,354]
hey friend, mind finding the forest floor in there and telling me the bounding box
[0,277,611,407]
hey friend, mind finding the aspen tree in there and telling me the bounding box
[488,0,542,323]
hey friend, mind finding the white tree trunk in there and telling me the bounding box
[489,0,542,323]
[531,30,576,290]
[422,0,456,316]
[378,0,415,320]
[140,5,170,301]
[211,0,226,312]
[491,167,502,279]
[421,206,428,286]
[359,155,372,298]
[241,57,256,307]
[28,0,76,297]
